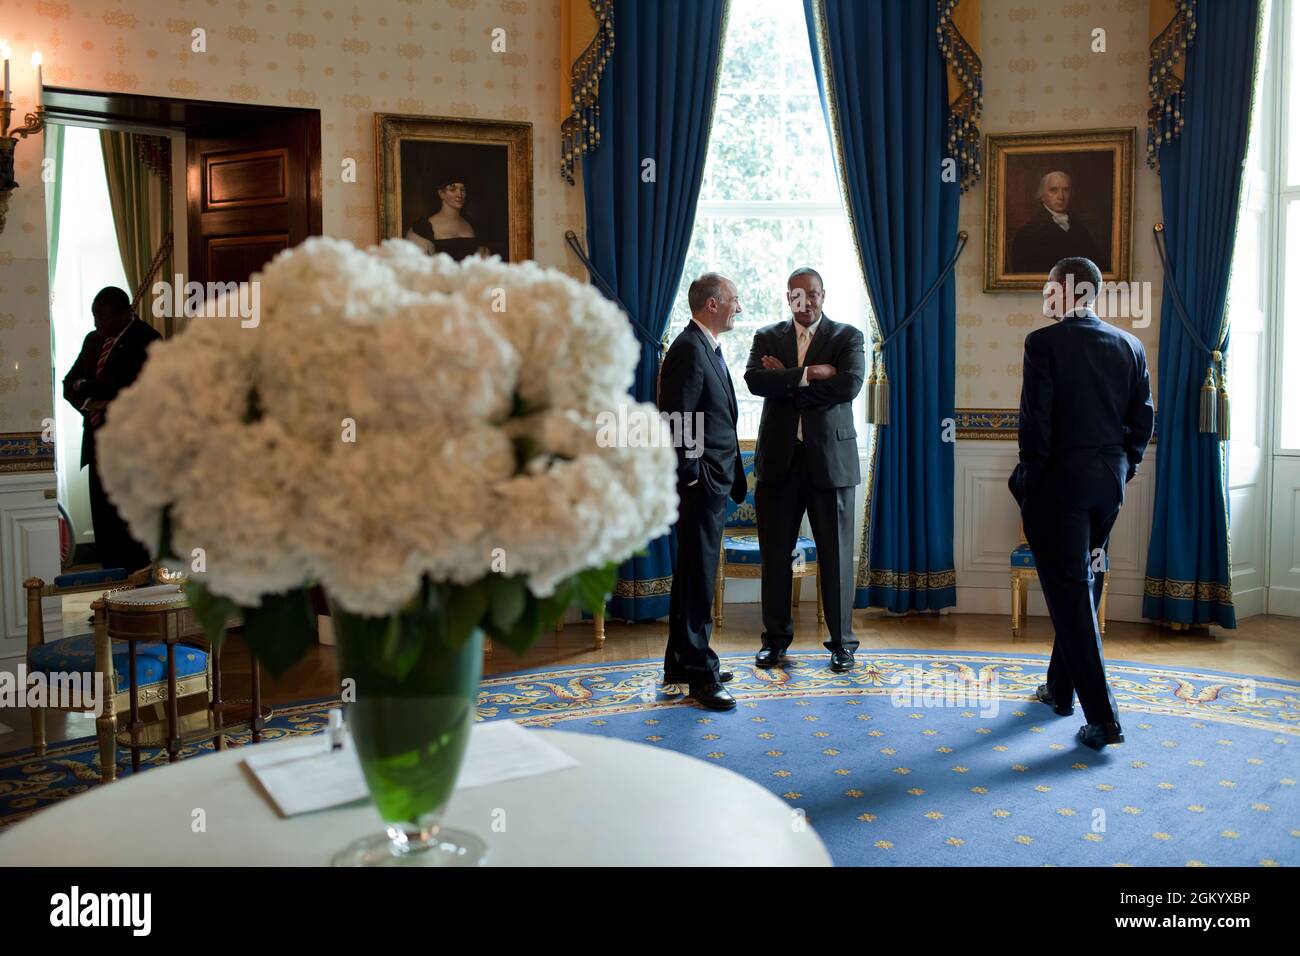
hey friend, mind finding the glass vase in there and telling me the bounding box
[328,603,485,867]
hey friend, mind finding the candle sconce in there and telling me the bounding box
[0,103,44,235]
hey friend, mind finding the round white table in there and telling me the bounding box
[0,730,831,866]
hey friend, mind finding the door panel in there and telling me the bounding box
[187,117,317,287]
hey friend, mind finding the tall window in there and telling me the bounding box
[1278,0,1300,451]
[669,0,871,439]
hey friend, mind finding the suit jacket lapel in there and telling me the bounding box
[693,321,736,422]
[782,321,799,370]
[803,316,833,367]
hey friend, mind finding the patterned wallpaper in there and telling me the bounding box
[0,0,585,436]
[957,0,1163,409]
[0,0,1163,438]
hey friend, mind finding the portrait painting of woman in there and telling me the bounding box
[404,178,495,261]
[375,114,533,263]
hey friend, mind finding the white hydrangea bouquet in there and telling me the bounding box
[97,237,679,677]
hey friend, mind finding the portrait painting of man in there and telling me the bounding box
[984,129,1133,291]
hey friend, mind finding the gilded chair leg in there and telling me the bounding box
[1098,578,1108,635]
[594,610,605,648]
[816,575,824,624]
[484,636,494,659]
[1010,575,1021,638]
[555,614,563,633]
[30,707,46,758]
[96,709,117,783]
[1021,577,1031,634]
[714,553,725,628]
[793,577,802,607]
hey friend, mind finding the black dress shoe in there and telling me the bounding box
[755,647,787,668]
[665,670,732,684]
[690,682,737,711]
[1035,683,1075,716]
[1077,722,1124,751]
[829,648,855,673]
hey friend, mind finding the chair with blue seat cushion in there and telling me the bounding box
[1010,529,1108,638]
[714,440,822,627]
[24,568,214,783]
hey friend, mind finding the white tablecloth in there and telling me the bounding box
[0,730,831,866]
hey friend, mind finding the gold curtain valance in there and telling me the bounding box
[937,0,982,193]
[560,0,615,185]
[1147,0,1198,171]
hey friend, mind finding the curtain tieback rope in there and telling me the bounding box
[1152,223,1229,440]
[866,230,968,425]
[564,229,662,349]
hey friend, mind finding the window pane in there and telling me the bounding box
[1288,1,1300,186]
[1279,198,1300,449]
[671,0,872,441]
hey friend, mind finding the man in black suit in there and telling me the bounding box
[63,287,161,572]
[658,273,749,711]
[745,268,865,673]
[1010,171,1107,274]
[1009,257,1153,750]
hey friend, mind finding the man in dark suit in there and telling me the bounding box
[1010,171,1107,274]
[658,273,749,711]
[745,268,865,673]
[1009,257,1153,750]
[63,287,161,572]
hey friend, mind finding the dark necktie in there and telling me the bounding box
[713,344,727,376]
[87,335,117,427]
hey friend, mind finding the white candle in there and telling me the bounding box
[31,50,41,106]
[1,40,11,104]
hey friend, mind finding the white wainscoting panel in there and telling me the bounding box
[0,471,62,659]
[953,442,1157,623]
[1267,456,1300,616]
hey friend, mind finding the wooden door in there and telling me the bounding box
[186,115,321,286]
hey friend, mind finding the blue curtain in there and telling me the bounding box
[1143,0,1259,629]
[583,0,728,622]
[803,0,958,611]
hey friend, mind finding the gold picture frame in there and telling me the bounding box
[374,113,533,262]
[984,128,1134,292]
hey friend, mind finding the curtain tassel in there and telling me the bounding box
[1198,364,1217,435]
[1214,352,1230,442]
[865,349,879,423]
[869,345,890,427]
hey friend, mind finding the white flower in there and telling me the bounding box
[97,238,679,617]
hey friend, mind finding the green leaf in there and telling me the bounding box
[182,579,238,655]
[444,579,490,650]
[238,587,317,679]
[488,591,543,657]
[574,562,618,613]
[488,575,527,634]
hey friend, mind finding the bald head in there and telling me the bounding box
[688,272,741,335]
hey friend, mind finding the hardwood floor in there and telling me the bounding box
[4,601,1298,755]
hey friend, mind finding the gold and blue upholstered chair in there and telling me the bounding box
[714,439,822,628]
[24,566,214,783]
[1010,527,1107,638]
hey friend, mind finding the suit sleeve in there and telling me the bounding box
[1123,342,1155,479]
[1018,333,1053,493]
[794,327,866,408]
[62,335,100,414]
[82,328,157,402]
[657,343,704,487]
[744,330,803,397]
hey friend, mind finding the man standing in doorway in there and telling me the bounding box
[63,286,160,572]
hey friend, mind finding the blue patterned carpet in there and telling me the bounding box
[4,649,1298,866]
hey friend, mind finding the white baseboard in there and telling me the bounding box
[1267,587,1300,617]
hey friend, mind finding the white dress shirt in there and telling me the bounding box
[1044,203,1071,231]
[795,317,821,441]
